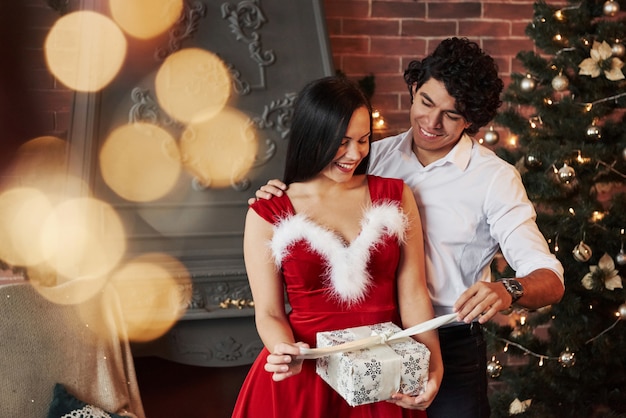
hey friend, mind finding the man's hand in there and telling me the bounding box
[454,281,511,324]
[247,179,288,205]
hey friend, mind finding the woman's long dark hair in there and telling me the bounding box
[283,76,372,185]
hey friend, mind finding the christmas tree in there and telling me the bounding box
[483,1,626,417]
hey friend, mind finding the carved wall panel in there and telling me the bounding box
[69,0,333,366]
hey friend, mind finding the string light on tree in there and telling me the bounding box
[612,40,625,59]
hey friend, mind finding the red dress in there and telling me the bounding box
[231,176,426,418]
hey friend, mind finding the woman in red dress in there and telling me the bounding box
[231,76,442,418]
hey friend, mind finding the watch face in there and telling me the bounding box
[504,279,524,302]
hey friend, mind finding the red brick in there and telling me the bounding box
[341,55,402,75]
[459,21,512,38]
[372,1,425,18]
[34,90,74,111]
[482,39,536,58]
[343,18,400,36]
[429,2,482,19]
[512,22,531,37]
[483,3,535,21]
[402,20,457,37]
[371,37,425,56]
[325,17,342,35]
[493,56,512,75]
[330,36,370,54]
[324,1,370,18]
[27,69,58,90]
[374,74,410,94]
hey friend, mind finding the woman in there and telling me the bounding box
[231,76,442,418]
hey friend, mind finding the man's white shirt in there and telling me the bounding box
[369,129,564,316]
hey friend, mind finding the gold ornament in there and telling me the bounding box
[551,74,569,91]
[603,0,620,16]
[486,357,503,378]
[618,303,626,320]
[586,123,602,141]
[557,163,576,183]
[483,126,500,145]
[520,74,536,92]
[524,153,542,169]
[558,350,576,367]
[573,240,592,262]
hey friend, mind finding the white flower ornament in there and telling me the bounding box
[578,41,625,81]
[581,253,623,290]
[509,398,532,415]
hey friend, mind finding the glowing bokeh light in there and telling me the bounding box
[39,197,126,280]
[0,188,53,266]
[2,136,90,203]
[155,48,231,123]
[44,11,126,92]
[109,0,183,39]
[180,107,258,188]
[100,123,182,202]
[105,253,191,342]
[33,272,108,306]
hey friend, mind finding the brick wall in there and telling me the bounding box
[323,0,565,136]
[1,0,566,165]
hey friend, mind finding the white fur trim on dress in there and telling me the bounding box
[270,201,408,305]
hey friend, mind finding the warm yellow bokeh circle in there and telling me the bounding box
[44,11,126,92]
[105,253,192,342]
[155,48,231,123]
[39,197,126,279]
[109,0,183,39]
[180,107,259,188]
[100,123,182,202]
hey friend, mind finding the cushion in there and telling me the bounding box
[47,384,127,418]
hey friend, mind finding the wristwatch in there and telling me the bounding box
[501,278,524,305]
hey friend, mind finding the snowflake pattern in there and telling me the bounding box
[316,322,430,406]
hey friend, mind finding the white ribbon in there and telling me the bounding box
[297,313,458,359]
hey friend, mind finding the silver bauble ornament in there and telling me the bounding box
[557,163,576,183]
[603,0,620,16]
[524,153,542,169]
[558,350,576,367]
[487,358,503,378]
[483,127,500,145]
[552,74,569,91]
[616,249,626,265]
[612,42,626,59]
[573,240,592,262]
[618,303,626,320]
[586,124,602,141]
[520,75,536,92]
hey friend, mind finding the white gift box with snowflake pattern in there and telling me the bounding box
[316,322,430,407]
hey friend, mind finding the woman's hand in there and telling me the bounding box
[264,341,310,381]
[388,369,439,410]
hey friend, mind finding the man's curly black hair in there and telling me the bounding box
[404,37,503,135]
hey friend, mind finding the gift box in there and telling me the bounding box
[315,322,430,407]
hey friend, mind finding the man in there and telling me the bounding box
[252,38,564,417]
